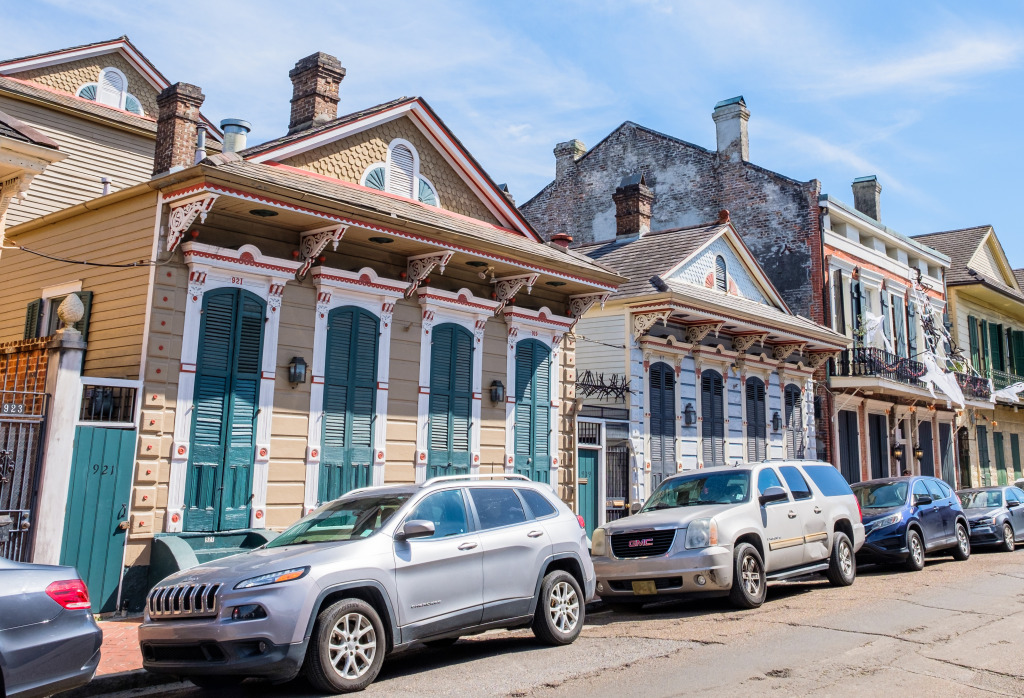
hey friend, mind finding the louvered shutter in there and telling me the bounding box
[389,145,415,198]
[1012,331,1024,375]
[701,371,725,466]
[880,292,891,353]
[981,319,990,372]
[893,296,906,358]
[968,316,980,370]
[746,378,766,461]
[514,340,552,482]
[715,256,727,292]
[852,280,865,347]
[649,362,676,487]
[991,323,1005,372]
[833,270,846,334]
[784,385,804,459]
[24,299,41,339]
[71,291,93,340]
[428,324,473,476]
[97,69,124,107]
[907,300,917,358]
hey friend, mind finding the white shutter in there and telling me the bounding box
[98,69,125,108]
[389,145,415,198]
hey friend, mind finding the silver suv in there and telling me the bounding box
[591,461,865,610]
[139,475,593,693]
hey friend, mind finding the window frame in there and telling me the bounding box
[359,140,442,207]
[403,487,473,540]
[779,465,814,501]
[467,487,529,531]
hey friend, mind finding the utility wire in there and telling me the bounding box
[2,244,172,268]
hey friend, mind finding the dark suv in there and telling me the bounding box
[852,476,970,571]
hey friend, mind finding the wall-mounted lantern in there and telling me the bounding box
[288,356,307,386]
[683,403,696,426]
[490,380,505,404]
[913,445,924,461]
[892,443,905,461]
[771,411,783,432]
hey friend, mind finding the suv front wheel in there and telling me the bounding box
[728,543,766,609]
[304,598,386,693]
[532,570,584,645]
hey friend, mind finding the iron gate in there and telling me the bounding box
[0,389,48,561]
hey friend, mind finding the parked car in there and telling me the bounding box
[852,476,971,570]
[590,461,865,610]
[958,486,1024,552]
[0,558,103,698]
[139,474,593,693]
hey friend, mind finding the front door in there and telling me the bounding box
[649,362,676,489]
[868,414,888,480]
[837,410,860,484]
[918,422,935,477]
[185,289,264,532]
[61,426,135,613]
[513,339,552,483]
[320,307,378,503]
[939,423,956,487]
[577,447,599,537]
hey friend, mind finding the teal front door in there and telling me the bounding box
[319,306,378,502]
[427,324,473,478]
[185,289,265,532]
[513,339,552,483]
[578,448,599,536]
[61,426,135,613]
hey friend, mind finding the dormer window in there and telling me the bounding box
[360,139,439,207]
[75,67,144,115]
[715,255,727,291]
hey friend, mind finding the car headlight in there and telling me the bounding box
[591,528,607,557]
[684,519,718,549]
[866,512,902,535]
[971,518,994,526]
[234,566,310,590]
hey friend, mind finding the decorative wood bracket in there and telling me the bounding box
[684,322,724,344]
[632,309,673,341]
[296,225,346,280]
[732,333,768,353]
[492,273,540,313]
[405,250,454,297]
[166,194,218,253]
[772,343,806,362]
[567,292,610,320]
[806,350,840,370]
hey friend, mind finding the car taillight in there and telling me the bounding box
[45,579,91,610]
[856,498,862,523]
[577,515,586,529]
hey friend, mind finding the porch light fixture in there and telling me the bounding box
[466,260,489,267]
[683,403,696,426]
[892,443,905,461]
[913,445,925,461]
[490,380,505,404]
[288,357,307,386]
[771,411,782,432]
[545,281,567,287]
[368,236,393,244]
[249,209,278,218]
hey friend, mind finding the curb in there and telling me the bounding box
[58,670,186,697]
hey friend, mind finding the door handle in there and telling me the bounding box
[813,506,822,514]
[118,521,130,530]
[527,530,544,538]
[787,511,797,519]
[457,542,478,550]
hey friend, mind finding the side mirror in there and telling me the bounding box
[1007,500,1020,509]
[914,494,933,506]
[395,519,435,541]
[629,501,643,515]
[758,486,788,506]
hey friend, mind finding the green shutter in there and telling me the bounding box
[994,432,1008,486]
[1013,331,1024,376]
[513,339,552,483]
[74,291,93,339]
[24,299,41,339]
[981,319,990,373]
[427,324,473,477]
[989,323,1004,372]
[968,316,980,371]
[977,425,991,487]
[1011,433,1022,480]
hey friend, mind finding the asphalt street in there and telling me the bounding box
[109,548,1024,697]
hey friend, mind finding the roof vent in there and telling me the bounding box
[220,118,252,153]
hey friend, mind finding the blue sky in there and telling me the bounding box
[6,1,1024,263]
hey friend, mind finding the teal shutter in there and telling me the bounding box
[1011,433,1022,480]
[701,371,725,466]
[990,323,1005,372]
[981,320,990,372]
[994,432,1008,485]
[24,299,41,339]
[74,291,93,339]
[319,307,378,502]
[514,339,552,483]
[648,362,676,488]
[968,316,980,371]
[1012,331,1024,376]
[745,378,766,461]
[185,289,264,532]
[428,324,473,477]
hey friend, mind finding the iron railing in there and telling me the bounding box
[990,369,1024,392]
[956,373,992,401]
[837,348,925,388]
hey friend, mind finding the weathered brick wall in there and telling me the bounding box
[14,53,160,116]
[0,337,50,394]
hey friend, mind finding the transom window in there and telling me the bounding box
[361,139,439,207]
[76,66,144,115]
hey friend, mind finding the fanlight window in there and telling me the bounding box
[361,139,439,207]
[75,67,144,115]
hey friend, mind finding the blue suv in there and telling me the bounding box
[851,476,970,571]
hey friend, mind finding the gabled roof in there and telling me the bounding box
[242,97,537,240]
[914,226,1024,303]
[0,108,59,149]
[1015,269,1024,290]
[0,74,156,133]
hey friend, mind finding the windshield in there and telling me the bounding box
[959,490,1003,509]
[266,494,411,547]
[853,482,908,509]
[642,471,751,512]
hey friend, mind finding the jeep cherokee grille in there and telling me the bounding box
[147,582,222,619]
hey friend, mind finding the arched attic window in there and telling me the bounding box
[360,139,439,207]
[75,66,144,115]
[715,255,727,292]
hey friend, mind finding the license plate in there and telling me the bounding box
[631,580,657,595]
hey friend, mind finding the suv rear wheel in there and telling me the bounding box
[304,598,385,693]
[951,522,971,561]
[825,532,856,587]
[532,570,584,645]
[728,543,766,609]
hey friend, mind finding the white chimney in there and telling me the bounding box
[712,96,749,163]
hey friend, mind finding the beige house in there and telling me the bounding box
[0,52,620,612]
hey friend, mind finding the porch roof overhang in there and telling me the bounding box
[829,375,989,411]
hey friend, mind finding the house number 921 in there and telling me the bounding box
[230,277,243,285]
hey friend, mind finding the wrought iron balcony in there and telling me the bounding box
[836,348,925,388]
[956,373,992,401]
[990,369,1024,392]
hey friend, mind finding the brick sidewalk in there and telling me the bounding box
[96,618,143,676]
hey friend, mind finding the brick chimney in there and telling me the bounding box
[554,139,586,179]
[612,173,654,238]
[153,82,205,175]
[712,96,749,163]
[852,176,882,221]
[288,52,346,134]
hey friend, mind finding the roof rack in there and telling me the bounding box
[421,473,531,487]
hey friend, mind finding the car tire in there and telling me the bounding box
[532,570,584,646]
[951,522,971,561]
[423,637,460,648]
[904,529,926,571]
[188,676,244,690]
[825,532,856,587]
[303,598,386,694]
[728,543,766,609]
[1000,523,1016,553]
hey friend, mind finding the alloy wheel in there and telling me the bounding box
[741,553,762,597]
[328,612,377,680]
[958,527,969,555]
[549,581,580,633]
[839,538,854,578]
[1005,524,1015,550]
[911,536,924,567]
